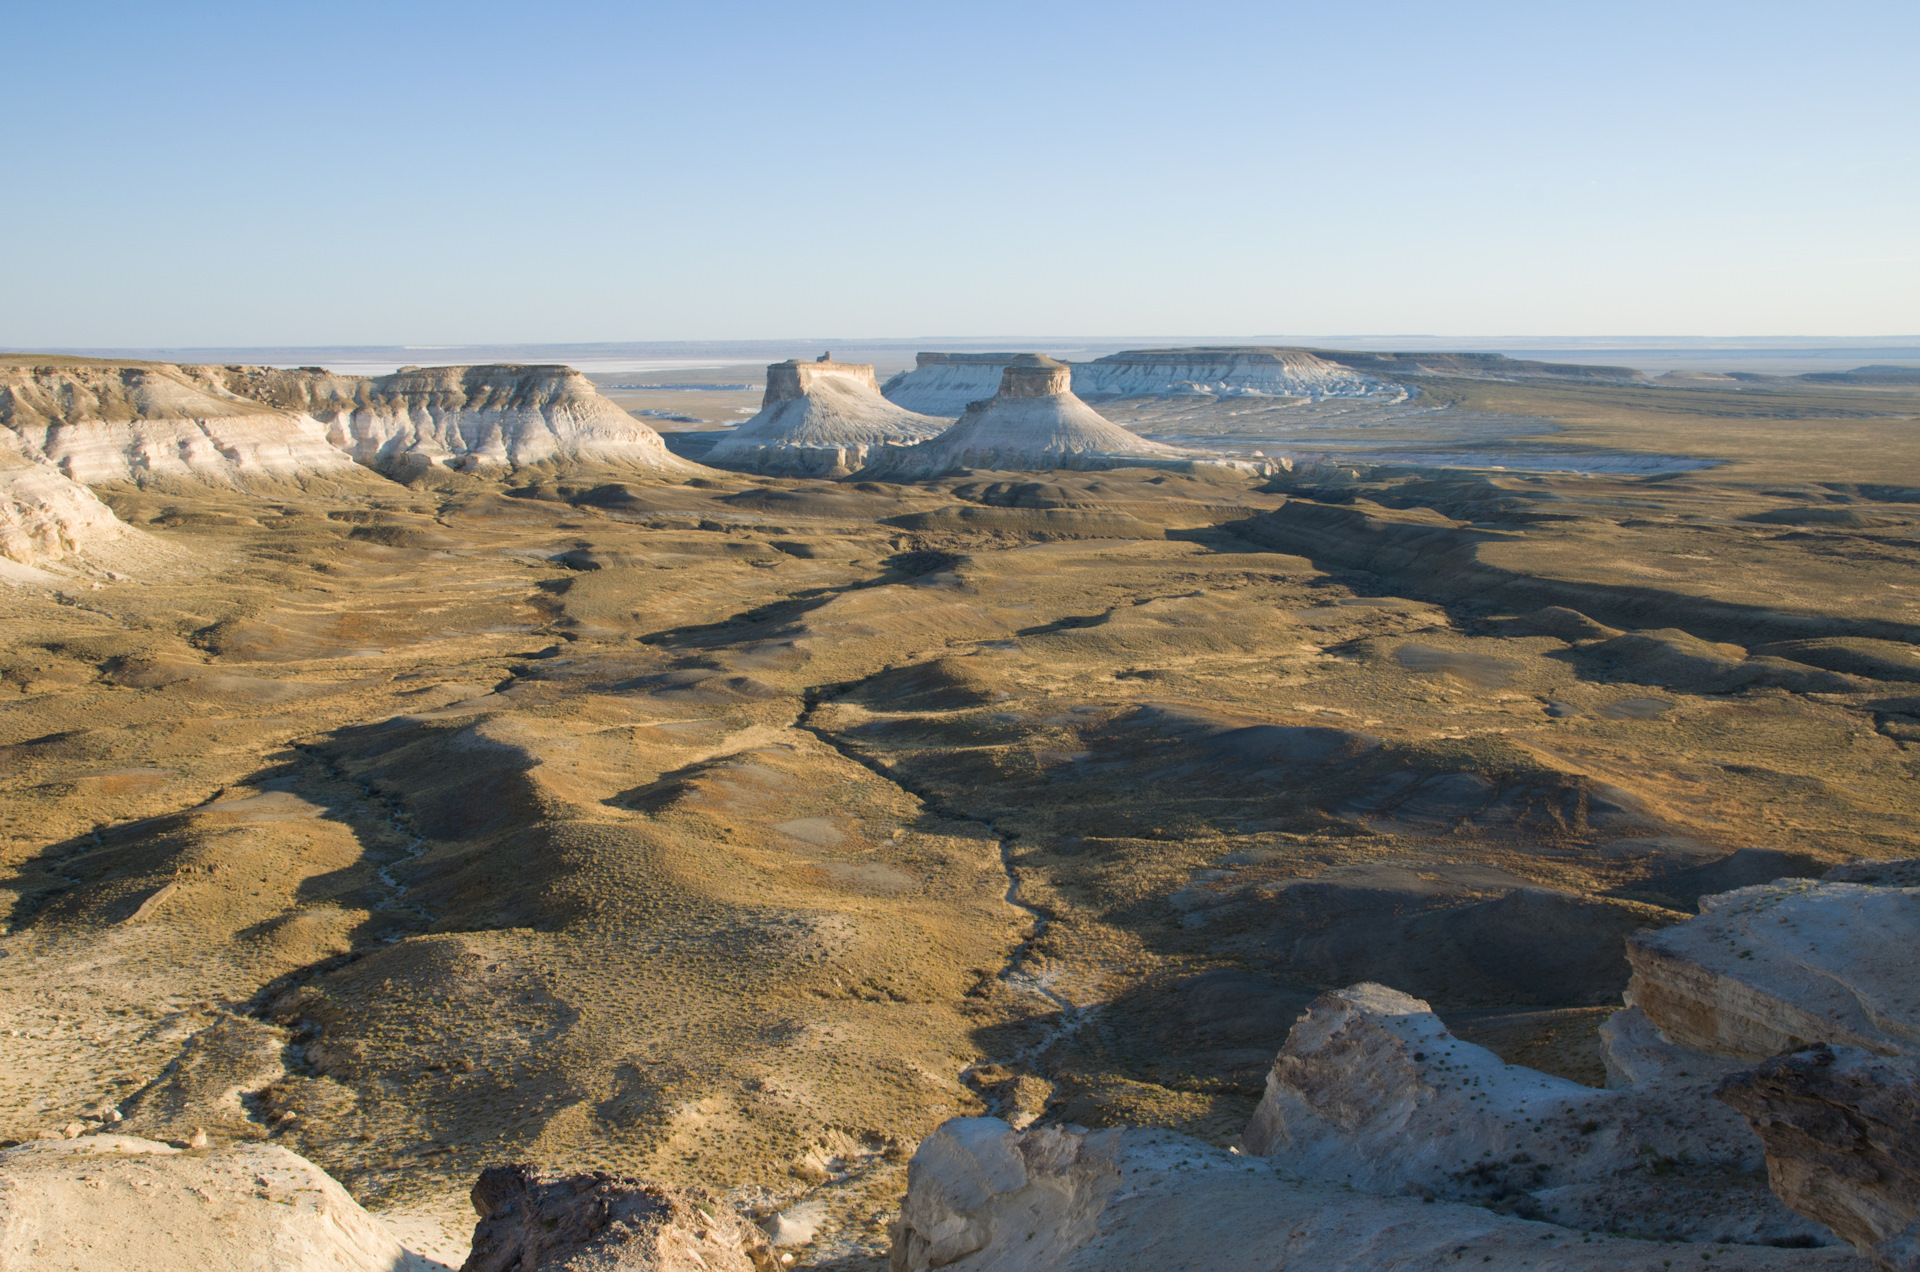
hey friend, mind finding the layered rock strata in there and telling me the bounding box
[1625,878,1920,1061]
[0,443,138,579]
[0,359,354,485]
[1070,346,1395,401]
[224,363,703,476]
[861,356,1193,478]
[0,358,702,485]
[1718,1045,1920,1271]
[880,352,1026,416]
[705,359,946,476]
[0,1134,438,1272]
[462,1163,778,1272]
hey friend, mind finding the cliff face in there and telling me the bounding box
[880,352,1025,417]
[707,360,946,477]
[232,363,702,475]
[865,356,1189,478]
[0,431,157,581]
[1071,347,1397,401]
[0,360,353,486]
[0,359,701,485]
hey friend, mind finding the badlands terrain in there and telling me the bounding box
[2,346,1919,1268]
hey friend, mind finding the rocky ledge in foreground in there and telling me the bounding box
[0,1134,441,1272]
[894,863,1920,1271]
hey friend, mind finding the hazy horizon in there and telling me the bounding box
[5,0,1915,346]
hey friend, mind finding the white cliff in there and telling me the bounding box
[706,359,946,476]
[889,1118,1858,1272]
[862,356,1195,478]
[1069,347,1398,401]
[224,363,704,476]
[0,432,164,584]
[881,353,1026,417]
[0,359,353,486]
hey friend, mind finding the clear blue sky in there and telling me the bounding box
[5,0,1915,346]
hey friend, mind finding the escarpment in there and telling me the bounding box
[1071,346,1396,401]
[0,356,703,486]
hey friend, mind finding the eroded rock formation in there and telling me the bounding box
[1240,982,1822,1244]
[1625,878,1920,1060]
[888,1117,1854,1272]
[862,356,1191,478]
[225,363,703,476]
[0,359,354,486]
[1718,1045,1920,1271]
[880,352,1026,416]
[706,360,946,476]
[462,1163,778,1272]
[0,357,702,485]
[1070,346,1395,401]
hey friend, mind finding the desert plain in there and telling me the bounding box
[2,348,1919,1268]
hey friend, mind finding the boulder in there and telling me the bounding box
[460,1163,777,1272]
[1240,983,1826,1245]
[1718,1044,1920,1271]
[0,1133,439,1271]
[888,1117,1859,1272]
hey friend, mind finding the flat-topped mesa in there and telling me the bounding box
[1071,346,1398,401]
[232,363,705,476]
[862,354,1239,479]
[880,351,1026,416]
[0,358,355,486]
[705,359,946,477]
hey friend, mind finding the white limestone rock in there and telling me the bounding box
[0,1133,441,1271]
[225,364,705,476]
[707,360,946,476]
[880,353,1026,417]
[862,356,1191,478]
[888,1118,1861,1272]
[1240,983,1829,1245]
[1625,878,1920,1061]
[1070,346,1400,401]
[0,360,354,486]
[0,433,169,584]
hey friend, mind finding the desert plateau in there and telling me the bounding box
[0,341,1917,1269]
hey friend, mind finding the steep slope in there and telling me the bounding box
[863,355,1189,477]
[221,363,704,475]
[880,352,1024,416]
[1071,346,1395,400]
[0,357,353,486]
[705,359,946,476]
[0,432,167,583]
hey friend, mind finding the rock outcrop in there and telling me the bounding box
[861,356,1190,478]
[0,358,354,486]
[888,1118,1857,1272]
[705,360,946,476]
[0,1133,439,1271]
[1625,877,1920,1061]
[1240,983,1824,1244]
[222,363,703,476]
[461,1163,777,1272]
[0,357,703,485]
[1718,1044,1920,1271]
[880,353,1026,416]
[1069,347,1395,401]
[0,443,137,580]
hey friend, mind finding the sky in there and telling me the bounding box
[4,0,1916,346]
